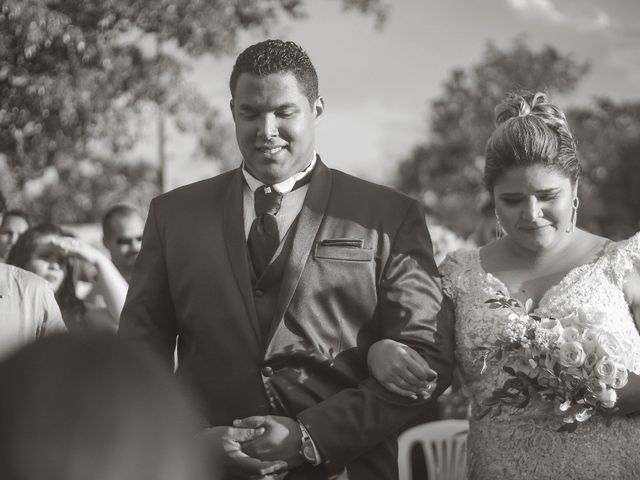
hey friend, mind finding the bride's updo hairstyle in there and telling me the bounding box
[484,91,581,192]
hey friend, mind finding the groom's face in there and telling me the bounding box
[231,72,323,184]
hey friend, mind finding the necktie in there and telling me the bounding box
[246,166,315,278]
[248,185,283,277]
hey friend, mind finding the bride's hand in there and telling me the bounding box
[367,339,438,399]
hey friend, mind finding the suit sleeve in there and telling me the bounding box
[297,200,456,468]
[118,199,178,368]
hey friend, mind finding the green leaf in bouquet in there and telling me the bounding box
[475,406,493,420]
[503,378,524,393]
[482,397,500,406]
[516,371,535,386]
[516,396,531,409]
[503,365,517,376]
[487,302,503,309]
[508,298,521,308]
[493,388,517,399]
[495,349,503,361]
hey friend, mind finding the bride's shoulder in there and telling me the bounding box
[439,247,478,279]
[599,230,640,260]
[594,230,640,287]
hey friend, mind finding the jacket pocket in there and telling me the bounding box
[314,239,373,262]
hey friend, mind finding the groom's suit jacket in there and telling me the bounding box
[119,158,455,479]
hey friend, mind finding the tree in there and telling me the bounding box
[0,0,387,223]
[568,100,640,239]
[397,38,589,238]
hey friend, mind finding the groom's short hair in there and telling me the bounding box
[229,39,319,106]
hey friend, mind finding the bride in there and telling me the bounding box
[369,91,640,479]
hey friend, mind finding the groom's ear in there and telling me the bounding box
[312,96,324,124]
[230,99,236,121]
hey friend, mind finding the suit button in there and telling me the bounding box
[261,366,274,377]
[254,289,264,298]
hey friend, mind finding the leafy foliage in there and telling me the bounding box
[397,38,590,238]
[568,100,640,239]
[0,0,387,223]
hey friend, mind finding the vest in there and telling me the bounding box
[249,224,297,339]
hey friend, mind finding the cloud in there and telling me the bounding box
[507,0,565,23]
[506,0,610,31]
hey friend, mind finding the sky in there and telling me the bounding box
[160,0,640,189]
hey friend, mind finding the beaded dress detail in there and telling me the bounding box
[439,233,640,479]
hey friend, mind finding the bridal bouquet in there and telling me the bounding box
[476,291,630,432]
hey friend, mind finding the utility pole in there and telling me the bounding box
[156,38,166,193]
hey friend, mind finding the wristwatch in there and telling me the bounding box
[298,422,320,465]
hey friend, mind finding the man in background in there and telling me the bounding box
[101,204,144,283]
[0,210,30,262]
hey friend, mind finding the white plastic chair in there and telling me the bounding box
[398,419,469,480]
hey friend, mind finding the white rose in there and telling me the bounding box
[594,357,617,385]
[597,388,617,408]
[588,378,607,396]
[558,312,579,328]
[561,326,581,343]
[583,352,598,371]
[596,333,625,362]
[575,309,603,329]
[613,365,629,389]
[581,329,600,355]
[558,342,586,368]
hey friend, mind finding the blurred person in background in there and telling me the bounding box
[0,333,206,480]
[0,191,65,360]
[7,224,127,333]
[0,210,30,263]
[101,204,144,283]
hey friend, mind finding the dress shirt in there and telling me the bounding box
[242,154,317,240]
[0,264,66,360]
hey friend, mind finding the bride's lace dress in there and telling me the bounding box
[440,233,640,479]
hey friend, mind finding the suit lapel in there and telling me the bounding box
[223,168,262,345]
[266,159,332,345]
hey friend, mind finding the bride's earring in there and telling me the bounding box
[567,197,579,233]
[495,210,504,239]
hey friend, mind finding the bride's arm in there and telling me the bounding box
[616,374,640,415]
[625,268,640,331]
[619,267,640,414]
[367,339,438,399]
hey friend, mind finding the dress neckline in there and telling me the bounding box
[473,240,613,312]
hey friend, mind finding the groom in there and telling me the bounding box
[119,39,454,479]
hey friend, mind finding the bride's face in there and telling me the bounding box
[493,164,577,253]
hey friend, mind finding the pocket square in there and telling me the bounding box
[314,239,373,262]
[319,238,364,248]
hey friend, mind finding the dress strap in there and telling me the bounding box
[603,232,640,288]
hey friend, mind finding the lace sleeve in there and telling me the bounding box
[438,249,472,304]
[607,232,640,288]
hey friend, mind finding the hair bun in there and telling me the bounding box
[494,91,569,132]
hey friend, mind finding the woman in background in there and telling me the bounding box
[7,223,127,332]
